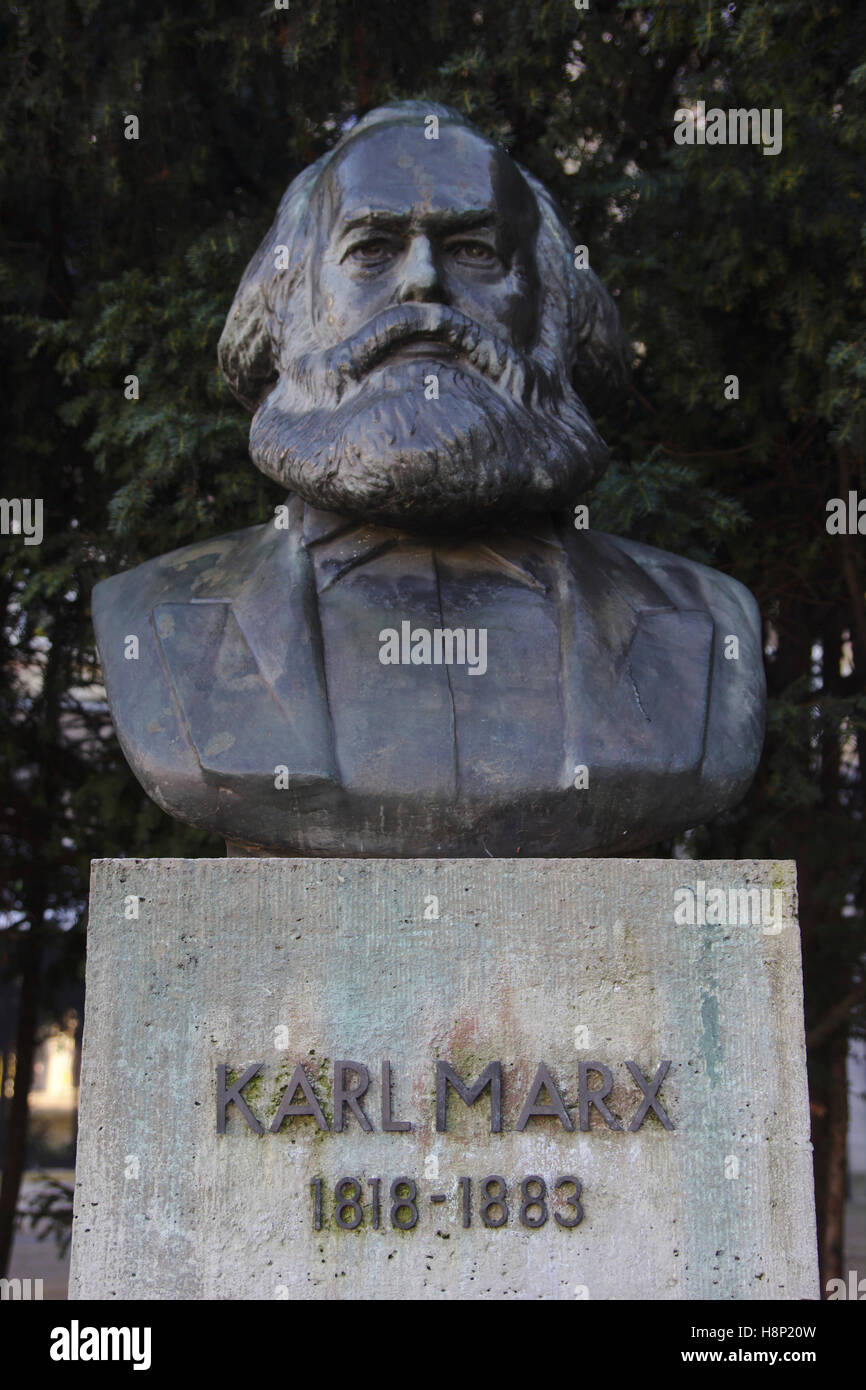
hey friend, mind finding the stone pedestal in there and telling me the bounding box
[69,858,818,1300]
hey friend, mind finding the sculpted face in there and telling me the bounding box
[247,116,610,530]
[310,123,540,357]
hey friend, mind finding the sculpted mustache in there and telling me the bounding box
[286,304,549,406]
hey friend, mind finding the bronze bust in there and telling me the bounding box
[93,101,765,856]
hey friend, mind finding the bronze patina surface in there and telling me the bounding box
[93,101,765,855]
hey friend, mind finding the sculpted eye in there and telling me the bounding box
[449,240,500,267]
[345,238,396,266]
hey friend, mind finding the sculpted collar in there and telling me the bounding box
[299,501,562,596]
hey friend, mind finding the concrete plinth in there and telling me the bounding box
[69,858,818,1300]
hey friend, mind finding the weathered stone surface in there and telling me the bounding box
[70,858,818,1300]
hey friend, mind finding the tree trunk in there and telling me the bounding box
[811,1027,849,1295]
[0,932,43,1277]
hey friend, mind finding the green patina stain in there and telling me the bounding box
[266,1056,333,1138]
[263,1056,295,1121]
[770,862,790,894]
[700,989,722,1085]
[314,1057,333,1106]
[241,1071,265,1106]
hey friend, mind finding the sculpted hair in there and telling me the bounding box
[218,100,629,418]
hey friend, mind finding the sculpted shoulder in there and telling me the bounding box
[600,530,765,809]
[91,523,273,831]
[600,532,762,634]
[92,523,267,624]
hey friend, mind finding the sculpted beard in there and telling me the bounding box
[249,303,608,531]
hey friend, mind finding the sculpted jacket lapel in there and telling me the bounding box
[155,494,339,789]
[556,527,714,777]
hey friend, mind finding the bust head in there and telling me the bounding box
[218,101,629,531]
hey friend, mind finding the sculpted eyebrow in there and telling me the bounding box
[430,210,499,234]
[337,208,501,238]
[338,210,412,236]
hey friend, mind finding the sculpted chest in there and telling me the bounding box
[93,501,759,857]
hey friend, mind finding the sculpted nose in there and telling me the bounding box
[395,235,445,304]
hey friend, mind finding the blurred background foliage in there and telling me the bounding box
[1,0,864,1286]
